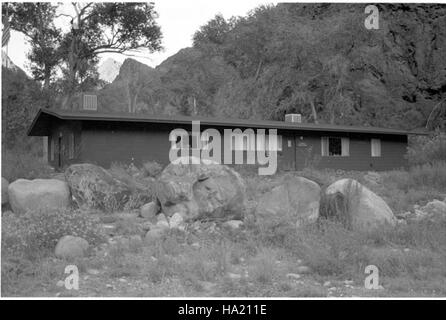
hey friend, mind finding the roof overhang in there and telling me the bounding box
[27,108,430,137]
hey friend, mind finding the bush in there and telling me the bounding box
[142,161,163,177]
[408,131,446,165]
[2,148,53,182]
[382,161,446,192]
[108,162,156,211]
[2,209,105,260]
[319,180,363,229]
[249,248,277,284]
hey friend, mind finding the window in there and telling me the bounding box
[50,136,55,161]
[371,138,381,157]
[322,137,349,156]
[68,133,75,159]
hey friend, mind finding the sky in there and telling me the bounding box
[3,0,276,75]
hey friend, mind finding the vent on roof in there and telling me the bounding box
[83,94,97,111]
[285,113,302,123]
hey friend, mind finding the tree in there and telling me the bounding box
[58,2,162,108]
[2,2,61,90]
[3,2,162,108]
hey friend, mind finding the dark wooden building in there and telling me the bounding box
[28,108,423,172]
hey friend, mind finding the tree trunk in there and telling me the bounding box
[310,100,318,124]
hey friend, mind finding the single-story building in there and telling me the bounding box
[28,108,426,172]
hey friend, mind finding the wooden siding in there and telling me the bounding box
[291,131,408,171]
[47,120,82,169]
[48,120,408,171]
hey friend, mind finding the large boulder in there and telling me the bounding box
[324,178,396,231]
[55,235,89,259]
[255,176,320,226]
[8,178,70,214]
[65,163,135,211]
[155,157,247,221]
[2,177,9,205]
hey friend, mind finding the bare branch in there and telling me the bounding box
[55,13,74,19]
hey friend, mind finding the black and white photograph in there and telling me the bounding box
[1,0,445,301]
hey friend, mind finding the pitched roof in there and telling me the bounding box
[28,108,428,136]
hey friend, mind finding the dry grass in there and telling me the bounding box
[2,164,446,297]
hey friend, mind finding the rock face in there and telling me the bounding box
[7,178,70,214]
[65,163,133,211]
[155,157,247,220]
[256,176,320,226]
[55,235,89,259]
[324,179,396,231]
[2,177,9,205]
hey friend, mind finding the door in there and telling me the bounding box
[295,136,310,171]
[281,134,296,171]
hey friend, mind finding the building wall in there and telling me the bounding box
[80,121,172,168]
[48,120,408,172]
[48,120,82,169]
[291,131,408,171]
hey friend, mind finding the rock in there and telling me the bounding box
[324,178,396,231]
[65,163,149,211]
[115,212,138,220]
[142,221,154,231]
[55,235,89,259]
[286,273,301,280]
[87,269,100,275]
[156,219,170,229]
[256,175,320,226]
[223,220,244,229]
[155,157,247,221]
[145,227,166,242]
[140,201,159,219]
[2,177,9,205]
[156,213,168,223]
[227,272,242,280]
[56,280,65,287]
[416,200,446,220]
[295,266,311,274]
[169,212,184,229]
[8,178,70,214]
[101,224,117,236]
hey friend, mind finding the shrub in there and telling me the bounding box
[319,180,363,229]
[109,162,139,191]
[408,131,446,165]
[142,161,163,177]
[382,161,446,192]
[108,162,156,211]
[2,148,53,182]
[249,248,277,284]
[1,209,105,260]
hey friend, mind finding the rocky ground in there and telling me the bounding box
[2,159,446,297]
